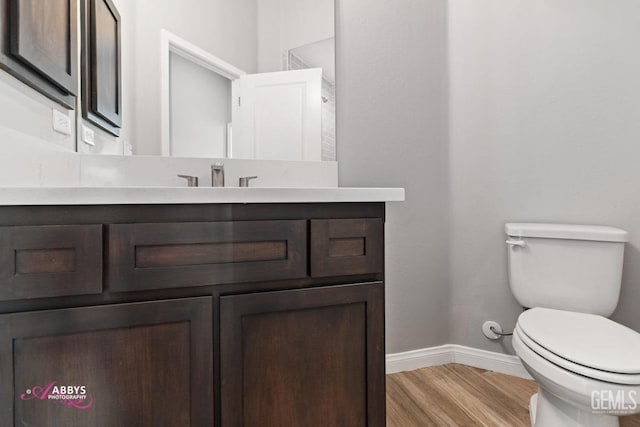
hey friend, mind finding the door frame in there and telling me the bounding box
[159,30,245,157]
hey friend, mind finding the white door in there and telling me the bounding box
[232,68,322,161]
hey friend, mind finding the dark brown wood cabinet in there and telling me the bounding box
[220,282,385,427]
[311,218,384,277]
[0,203,387,427]
[0,0,123,119]
[107,220,307,292]
[0,297,213,426]
[0,0,78,108]
[0,224,102,300]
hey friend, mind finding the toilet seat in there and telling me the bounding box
[515,325,640,385]
[516,308,640,385]
[513,329,640,423]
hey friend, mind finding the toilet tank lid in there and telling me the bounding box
[505,223,629,242]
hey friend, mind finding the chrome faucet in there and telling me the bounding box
[211,163,225,187]
[238,176,258,187]
[239,176,258,187]
[177,174,199,187]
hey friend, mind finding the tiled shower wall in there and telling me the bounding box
[288,52,336,161]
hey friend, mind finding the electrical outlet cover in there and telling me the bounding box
[82,126,95,146]
[52,109,72,135]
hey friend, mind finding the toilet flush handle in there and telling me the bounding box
[506,239,526,248]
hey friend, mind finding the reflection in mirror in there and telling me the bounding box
[117,0,335,161]
[169,53,232,159]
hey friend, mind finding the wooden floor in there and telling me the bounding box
[387,364,640,427]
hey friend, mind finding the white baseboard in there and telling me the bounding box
[386,344,532,380]
[386,345,453,374]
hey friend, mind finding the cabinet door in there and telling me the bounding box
[9,0,78,95]
[220,282,385,427]
[0,297,213,427]
[0,0,78,108]
[81,0,122,135]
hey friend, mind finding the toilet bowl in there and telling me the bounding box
[512,308,640,427]
[505,223,640,426]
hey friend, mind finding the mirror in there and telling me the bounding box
[114,0,335,161]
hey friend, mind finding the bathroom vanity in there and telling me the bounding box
[0,188,403,426]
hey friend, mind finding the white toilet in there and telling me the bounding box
[505,223,640,427]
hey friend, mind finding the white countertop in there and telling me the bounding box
[0,187,405,206]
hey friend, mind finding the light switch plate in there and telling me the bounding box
[52,109,72,135]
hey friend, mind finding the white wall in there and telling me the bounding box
[0,126,338,188]
[257,0,334,73]
[337,0,451,353]
[170,53,231,158]
[0,127,80,186]
[448,0,640,352]
[0,64,76,153]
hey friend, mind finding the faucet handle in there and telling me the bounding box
[177,174,199,187]
[239,176,258,187]
[211,163,225,187]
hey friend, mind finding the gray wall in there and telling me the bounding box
[337,0,451,353]
[448,0,640,352]
[339,0,640,356]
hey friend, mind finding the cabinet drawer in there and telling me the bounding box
[107,220,307,292]
[0,225,103,301]
[310,219,383,277]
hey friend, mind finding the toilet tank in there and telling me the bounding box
[505,223,628,317]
